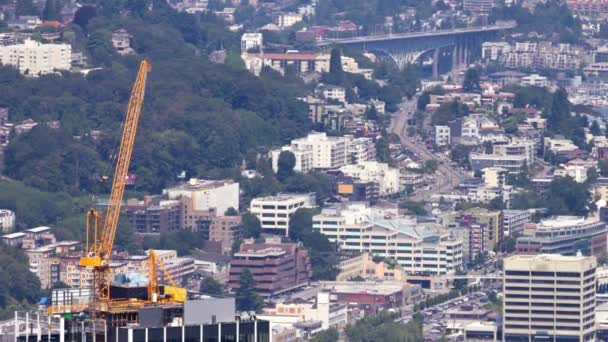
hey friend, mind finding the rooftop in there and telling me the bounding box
[319,281,410,296]
[26,226,52,233]
[2,232,25,239]
[539,216,594,228]
[166,178,235,192]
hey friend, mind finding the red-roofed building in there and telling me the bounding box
[37,21,65,29]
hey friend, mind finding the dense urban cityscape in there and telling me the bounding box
[2,0,608,341]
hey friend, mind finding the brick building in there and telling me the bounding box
[228,238,312,297]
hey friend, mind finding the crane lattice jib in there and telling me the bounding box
[99,60,151,259]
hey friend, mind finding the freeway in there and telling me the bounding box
[316,21,517,46]
[389,97,468,201]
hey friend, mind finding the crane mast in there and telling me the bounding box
[81,59,151,310]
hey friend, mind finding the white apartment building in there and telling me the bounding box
[164,178,239,215]
[493,138,536,165]
[339,161,401,195]
[250,193,316,236]
[0,39,71,76]
[554,164,591,183]
[271,132,352,172]
[521,74,549,87]
[502,209,531,236]
[348,137,376,164]
[435,125,451,147]
[313,204,464,275]
[0,209,15,233]
[259,292,347,336]
[316,84,346,103]
[277,12,303,27]
[503,254,596,342]
[482,41,510,61]
[482,167,508,188]
[241,32,263,53]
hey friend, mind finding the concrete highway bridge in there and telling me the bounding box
[316,21,517,76]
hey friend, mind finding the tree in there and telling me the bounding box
[289,208,315,241]
[42,0,61,21]
[399,200,427,215]
[73,5,97,30]
[587,167,599,184]
[591,120,602,136]
[600,160,608,177]
[546,176,592,216]
[365,104,378,121]
[15,0,38,16]
[310,328,339,342]
[453,269,468,291]
[224,207,238,216]
[235,269,262,312]
[241,213,261,239]
[199,276,224,296]
[432,100,468,126]
[277,151,296,181]
[463,68,480,92]
[328,48,344,85]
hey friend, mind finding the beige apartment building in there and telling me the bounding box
[503,254,596,342]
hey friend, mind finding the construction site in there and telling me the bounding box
[0,60,270,342]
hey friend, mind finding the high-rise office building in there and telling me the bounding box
[503,254,596,342]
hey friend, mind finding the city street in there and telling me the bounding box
[389,97,469,201]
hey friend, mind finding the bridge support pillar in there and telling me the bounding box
[432,47,440,79]
[459,40,466,69]
[452,44,459,73]
[463,39,469,67]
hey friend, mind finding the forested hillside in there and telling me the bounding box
[1,0,311,194]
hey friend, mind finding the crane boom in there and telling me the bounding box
[79,59,151,310]
[100,59,151,259]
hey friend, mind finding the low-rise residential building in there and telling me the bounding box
[339,161,401,196]
[482,41,585,70]
[435,125,451,147]
[0,209,15,233]
[277,12,303,28]
[337,253,406,281]
[316,281,422,315]
[208,215,241,255]
[315,84,346,103]
[544,138,581,157]
[0,39,71,76]
[502,209,531,237]
[241,32,263,53]
[164,178,239,229]
[250,193,316,236]
[460,208,504,252]
[520,73,549,87]
[111,29,134,55]
[271,132,355,172]
[124,197,182,234]
[470,153,528,172]
[259,292,347,339]
[554,164,592,182]
[228,238,312,297]
[482,167,508,188]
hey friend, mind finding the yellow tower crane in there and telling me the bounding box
[80,59,151,311]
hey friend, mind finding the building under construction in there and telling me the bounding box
[0,60,271,342]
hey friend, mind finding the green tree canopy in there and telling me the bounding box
[277,151,296,181]
[235,269,263,312]
[327,48,344,85]
[199,276,224,296]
